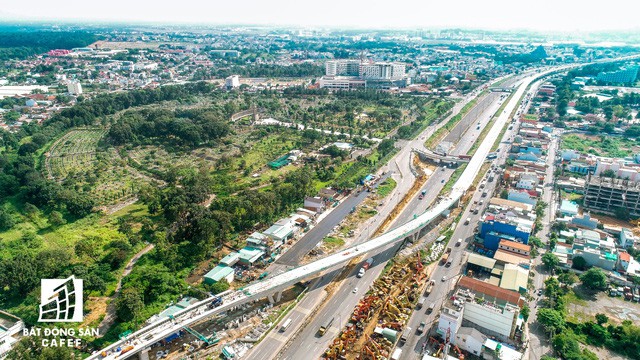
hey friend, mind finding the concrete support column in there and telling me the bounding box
[275,291,282,303]
[268,294,275,304]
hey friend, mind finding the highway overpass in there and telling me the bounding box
[88,60,610,360]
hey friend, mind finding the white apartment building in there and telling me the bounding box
[225,75,240,90]
[359,62,406,80]
[325,60,360,76]
[594,158,640,183]
[67,80,83,95]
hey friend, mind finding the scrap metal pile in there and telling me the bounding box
[324,254,428,360]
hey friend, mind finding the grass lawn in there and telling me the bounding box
[376,178,397,198]
[323,236,345,250]
[561,134,637,158]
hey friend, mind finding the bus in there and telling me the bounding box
[280,318,292,332]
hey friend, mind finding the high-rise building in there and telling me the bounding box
[584,175,640,217]
[359,62,406,80]
[225,75,240,90]
[67,81,83,95]
[596,65,639,84]
[325,60,361,76]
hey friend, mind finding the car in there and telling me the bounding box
[538,289,543,296]
[441,276,447,282]
[441,179,445,183]
[353,287,358,293]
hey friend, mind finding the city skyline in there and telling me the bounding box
[1,0,639,32]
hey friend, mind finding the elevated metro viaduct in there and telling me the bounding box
[89,60,611,360]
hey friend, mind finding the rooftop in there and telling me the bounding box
[458,276,523,307]
[499,239,531,252]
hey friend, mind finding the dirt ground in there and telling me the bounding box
[587,213,632,229]
[567,285,640,324]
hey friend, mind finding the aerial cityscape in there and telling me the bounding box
[0,2,640,360]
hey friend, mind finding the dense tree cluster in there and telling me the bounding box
[107,108,230,148]
[0,30,98,60]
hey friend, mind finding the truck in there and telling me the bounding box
[357,257,374,278]
[400,327,411,345]
[425,279,435,296]
[440,252,449,265]
[391,348,402,360]
[318,317,334,336]
[426,302,435,314]
[441,248,452,265]
[624,286,633,301]
[417,297,426,310]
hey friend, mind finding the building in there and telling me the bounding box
[238,247,265,266]
[560,200,579,216]
[507,190,537,206]
[203,265,234,285]
[499,264,529,293]
[263,220,295,243]
[318,76,366,90]
[225,75,240,90]
[0,311,23,359]
[620,228,637,248]
[454,327,487,356]
[325,60,360,76]
[584,176,640,217]
[498,239,531,257]
[455,277,523,340]
[479,214,532,252]
[596,65,639,84]
[303,196,324,213]
[359,62,406,80]
[67,80,83,95]
[594,159,640,183]
[570,213,599,230]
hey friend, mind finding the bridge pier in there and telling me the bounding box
[267,291,283,304]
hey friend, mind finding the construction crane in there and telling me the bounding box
[168,315,219,347]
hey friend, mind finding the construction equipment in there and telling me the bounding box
[168,315,219,347]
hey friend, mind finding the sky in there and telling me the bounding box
[1,0,638,32]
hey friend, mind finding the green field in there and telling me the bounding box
[562,134,637,158]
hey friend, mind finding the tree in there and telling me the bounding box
[542,253,560,271]
[500,189,509,199]
[48,210,66,227]
[521,305,530,321]
[572,255,588,271]
[558,272,578,287]
[580,268,608,291]
[537,308,566,334]
[116,287,144,322]
[595,313,609,326]
[209,279,230,295]
[0,208,15,231]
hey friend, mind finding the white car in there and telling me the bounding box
[353,287,358,293]
[441,276,447,282]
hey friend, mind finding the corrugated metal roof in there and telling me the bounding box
[468,252,497,269]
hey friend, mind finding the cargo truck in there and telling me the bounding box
[357,257,374,278]
[318,317,334,336]
[425,279,435,296]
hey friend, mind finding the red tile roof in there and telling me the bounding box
[457,276,523,307]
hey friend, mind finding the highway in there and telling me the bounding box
[273,79,520,360]
[399,78,542,360]
[246,78,513,360]
[89,63,590,360]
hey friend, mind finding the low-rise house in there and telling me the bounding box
[204,265,234,285]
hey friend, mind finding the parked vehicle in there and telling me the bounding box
[417,322,426,334]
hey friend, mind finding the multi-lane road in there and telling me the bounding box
[269,78,522,360]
